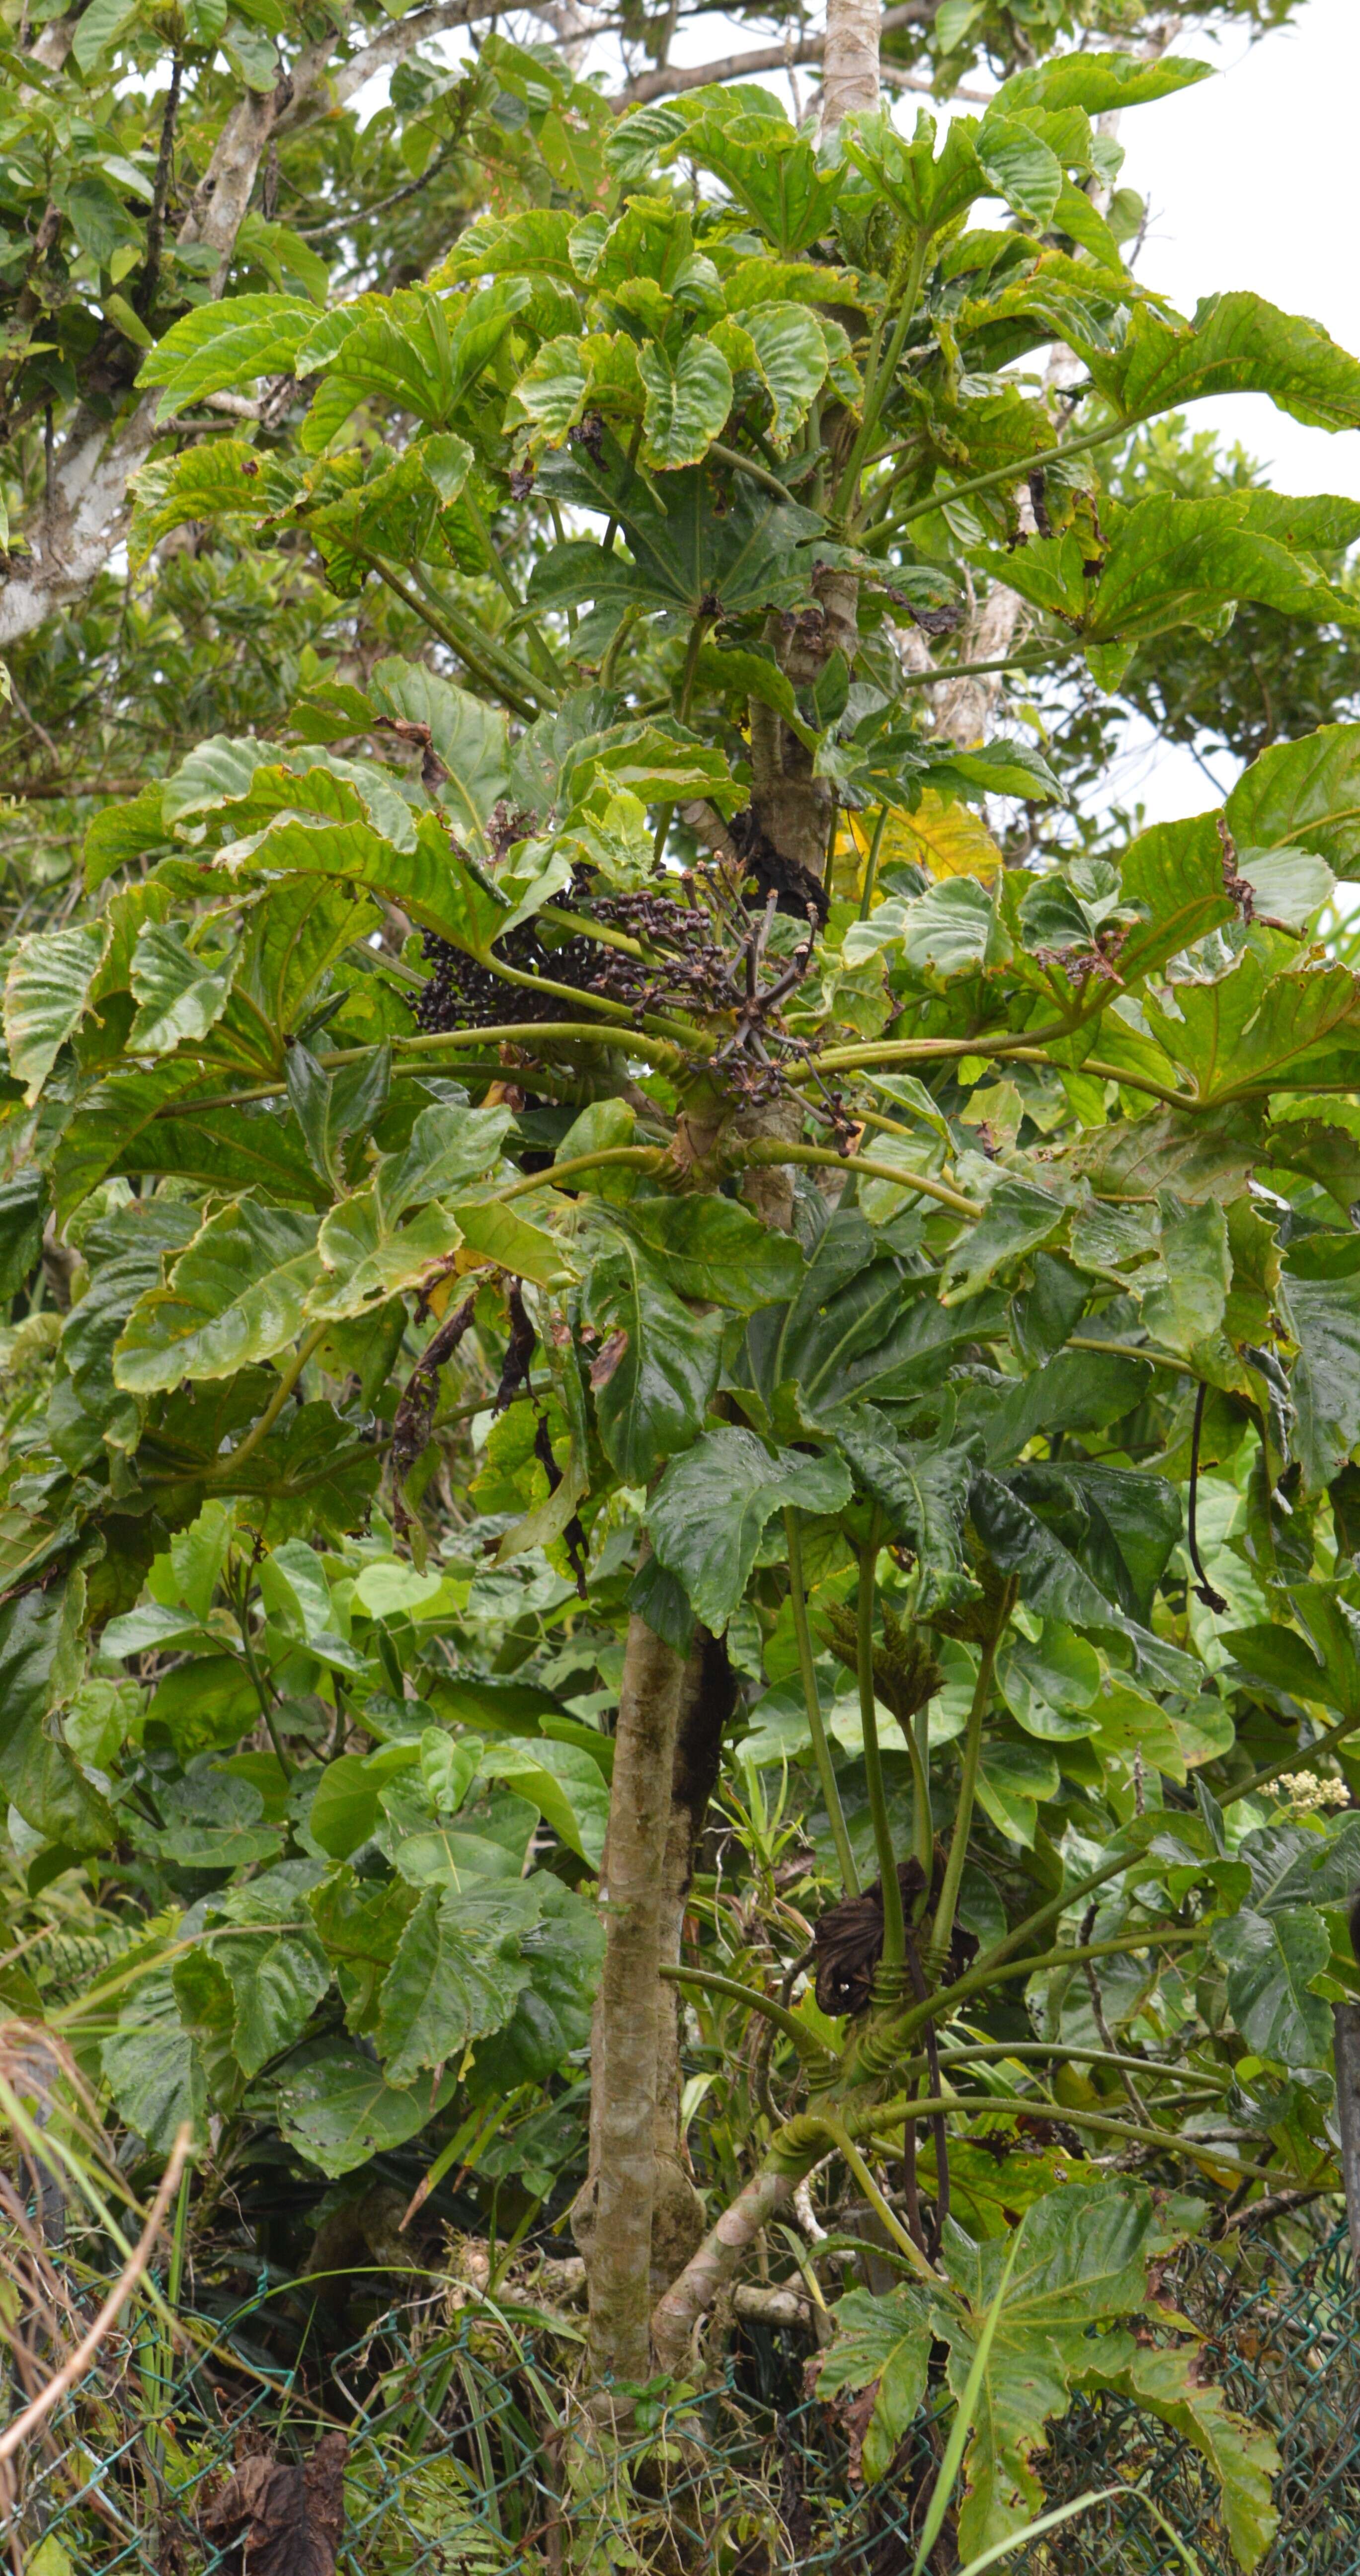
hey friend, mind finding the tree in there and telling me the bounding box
[4,0,1360,2562]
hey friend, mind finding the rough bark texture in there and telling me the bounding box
[817,0,883,131]
[652,1629,737,2298]
[651,2166,801,2373]
[572,1602,687,2387]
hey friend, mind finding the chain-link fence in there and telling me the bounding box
[9,2218,1360,2575]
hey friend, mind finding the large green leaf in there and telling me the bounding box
[1225,720,1360,876]
[944,2183,1160,2559]
[1139,1201,1231,1359]
[1082,292,1360,433]
[4,922,108,1102]
[827,1405,978,1616]
[976,114,1063,226]
[209,1862,330,2078]
[370,661,510,836]
[1000,48,1212,113]
[597,1196,803,1311]
[1093,2347,1279,2574]
[739,303,829,449]
[113,1202,322,1394]
[137,295,315,420]
[743,1212,1006,1422]
[649,1427,852,1633]
[1279,1264,1360,1489]
[478,1738,610,1866]
[637,334,733,468]
[584,1237,725,1482]
[273,2035,458,2177]
[660,110,842,255]
[126,922,237,1058]
[819,2286,932,2487]
[533,430,821,623]
[0,1579,114,1852]
[970,1470,1194,1690]
[1211,1905,1332,2067]
[939,1177,1067,1306]
[102,1969,205,2152]
[308,1102,511,1318]
[375,1881,540,2085]
[466,1876,604,2096]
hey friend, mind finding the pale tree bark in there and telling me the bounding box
[817,0,882,132]
[617,1,953,108]
[0,0,496,651]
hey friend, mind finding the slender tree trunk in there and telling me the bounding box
[818,0,881,132]
[573,1600,686,2388]
[651,1631,736,2299]
[575,1611,736,2378]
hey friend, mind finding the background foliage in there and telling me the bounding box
[6,0,1360,2565]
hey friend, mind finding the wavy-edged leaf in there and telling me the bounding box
[1279,1263,1360,1490]
[828,1404,978,1616]
[598,1195,803,1311]
[637,334,733,468]
[1083,291,1360,433]
[113,1201,321,1394]
[137,295,315,421]
[4,922,108,1102]
[370,660,509,835]
[127,921,237,1058]
[274,2034,458,2176]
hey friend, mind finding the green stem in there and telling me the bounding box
[897,650,1058,687]
[658,1962,834,2062]
[786,1509,859,1898]
[677,609,708,723]
[355,549,541,720]
[167,2157,193,2310]
[857,805,889,921]
[236,1596,294,1782]
[598,606,638,685]
[460,487,567,691]
[902,1926,1210,2053]
[861,2092,1280,2183]
[892,415,1130,534]
[822,2116,940,2279]
[857,1521,904,1972]
[931,1598,1013,1967]
[496,1144,665,1204]
[736,1136,981,1220]
[930,2040,1229,2089]
[707,440,794,501]
[212,1322,327,1481]
[837,230,931,520]
[909,1702,932,1889]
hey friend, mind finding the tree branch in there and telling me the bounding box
[614,1,985,106]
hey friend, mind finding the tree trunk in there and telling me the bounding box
[817,0,881,131]
[572,1599,686,2388]
[651,1630,736,2300]
[574,1614,736,2379]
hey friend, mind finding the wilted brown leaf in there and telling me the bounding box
[202,2433,347,2576]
